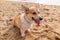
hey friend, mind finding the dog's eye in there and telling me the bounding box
[33,12,36,14]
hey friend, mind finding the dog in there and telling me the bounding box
[11,5,43,37]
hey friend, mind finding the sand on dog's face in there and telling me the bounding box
[0,2,60,40]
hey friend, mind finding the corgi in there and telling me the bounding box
[11,5,43,37]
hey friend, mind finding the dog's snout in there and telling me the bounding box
[39,17,43,20]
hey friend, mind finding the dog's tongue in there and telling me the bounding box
[34,19,40,26]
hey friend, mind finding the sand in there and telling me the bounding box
[0,1,60,40]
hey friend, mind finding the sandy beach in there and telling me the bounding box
[0,1,60,40]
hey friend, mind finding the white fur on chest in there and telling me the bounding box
[20,13,32,30]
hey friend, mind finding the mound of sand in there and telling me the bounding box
[0,1,60,40]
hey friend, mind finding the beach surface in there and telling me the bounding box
[0,2,60,40]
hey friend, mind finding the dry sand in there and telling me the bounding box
[0,1,60,40]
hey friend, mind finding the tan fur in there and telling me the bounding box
[12,16,22,28]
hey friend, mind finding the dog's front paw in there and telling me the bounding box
[21,33,25,37]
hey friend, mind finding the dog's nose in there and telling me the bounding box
[39,17,43,20]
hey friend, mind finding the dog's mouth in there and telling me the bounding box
[32,17,40,26]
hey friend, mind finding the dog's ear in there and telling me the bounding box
[22,5,29,12]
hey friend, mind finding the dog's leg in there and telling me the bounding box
[28,22,34,32]
[20,29,25,37]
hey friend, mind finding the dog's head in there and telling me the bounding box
[22,5,43,26]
